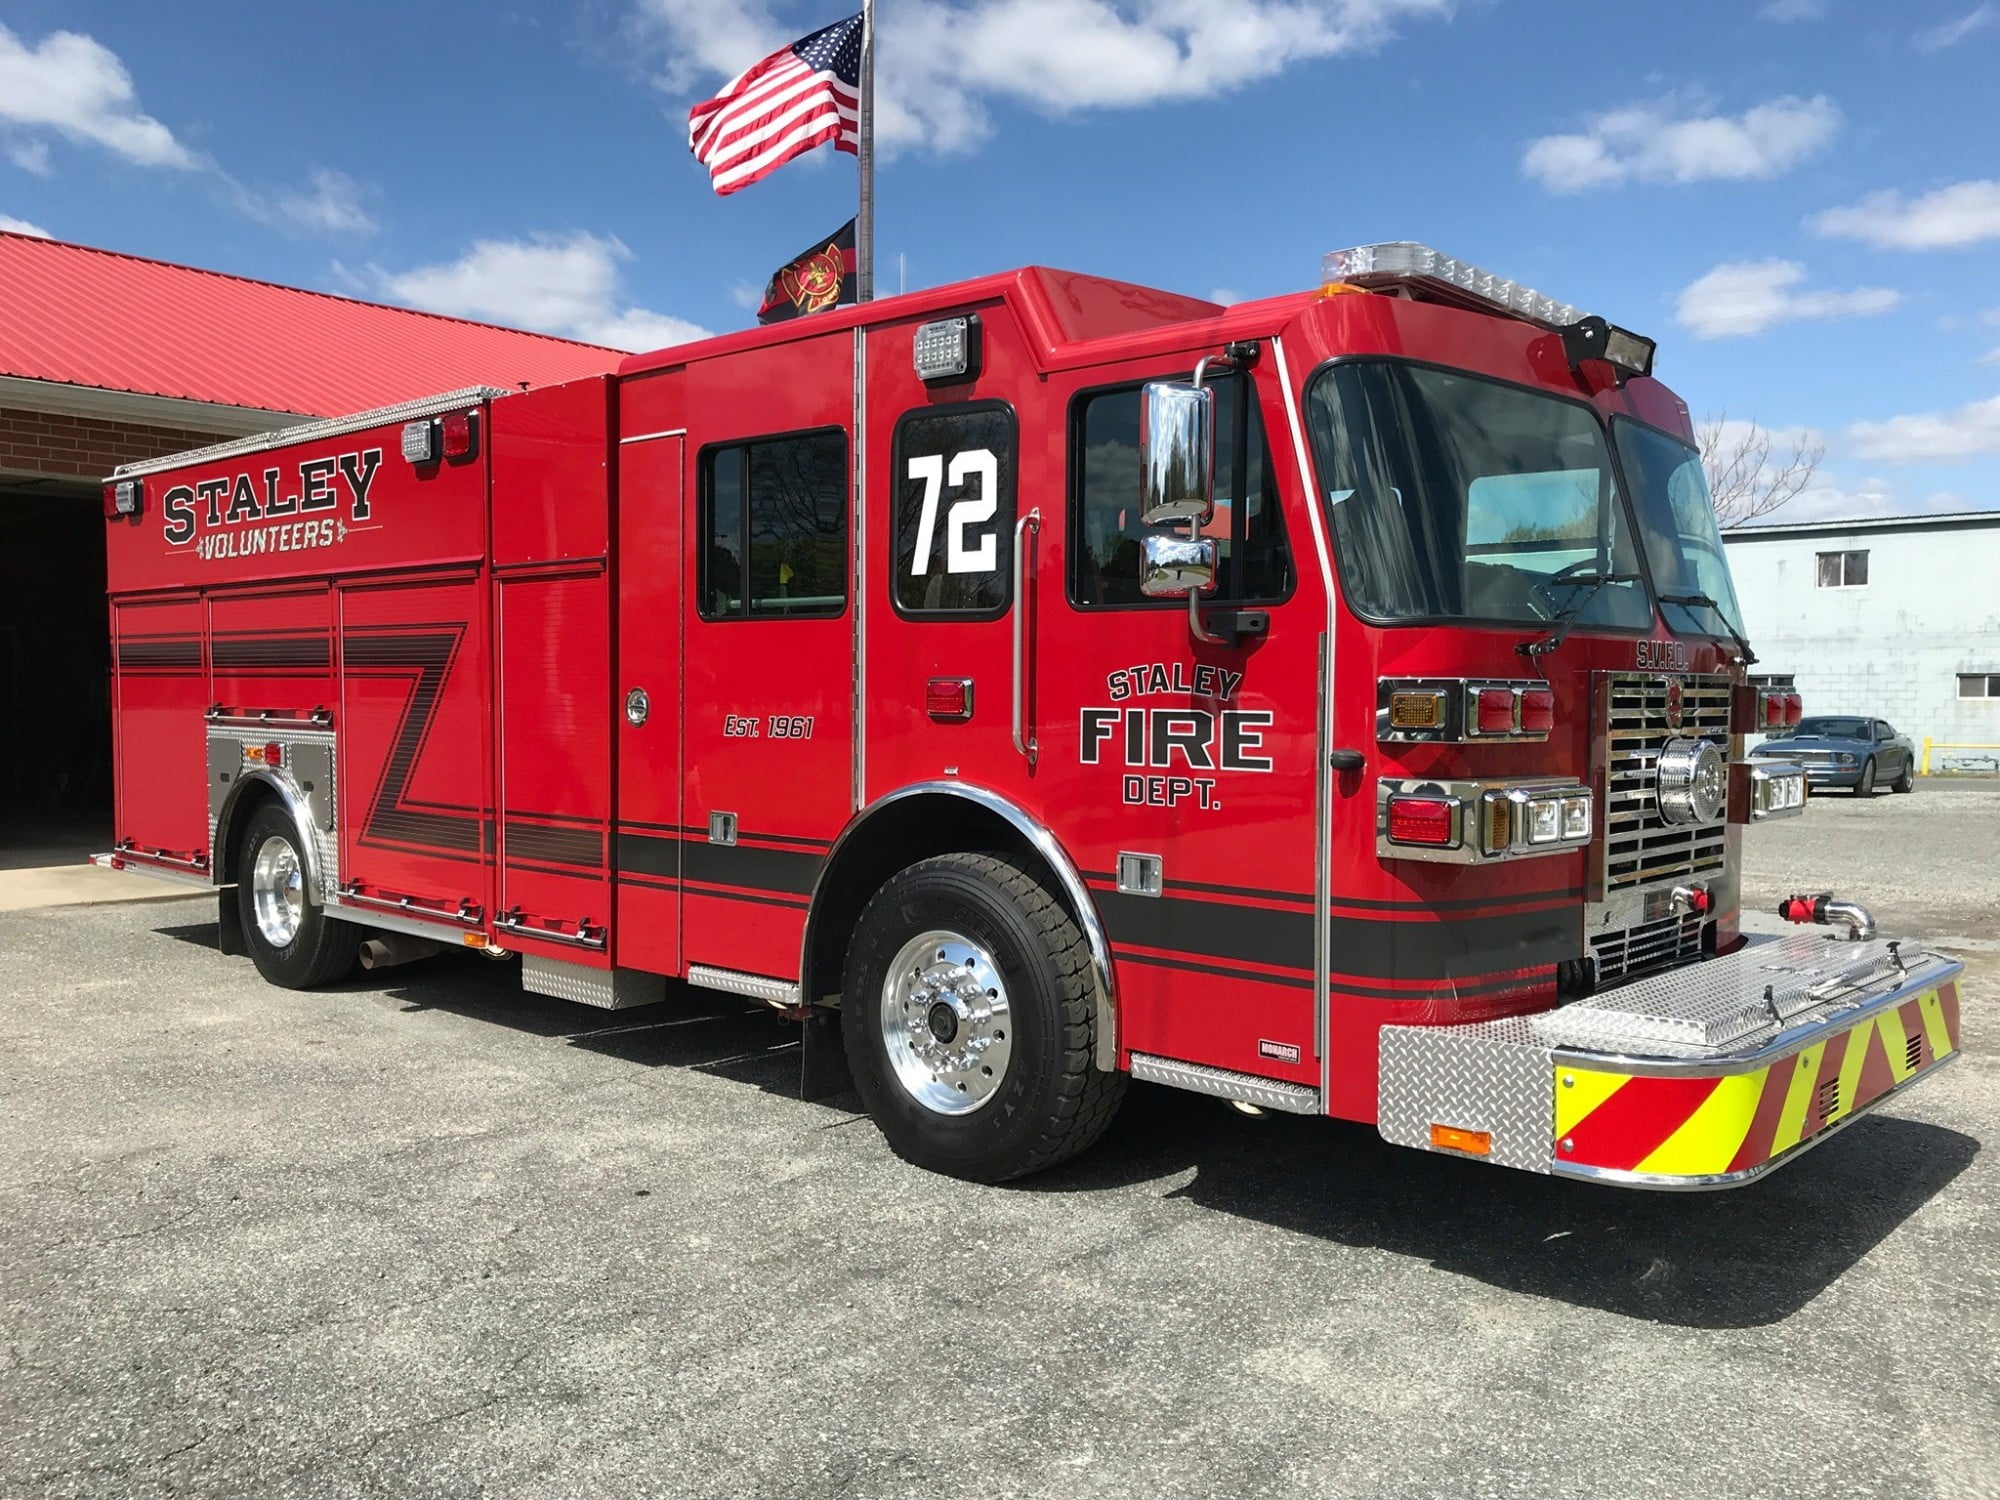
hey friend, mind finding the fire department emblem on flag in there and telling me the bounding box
[758,218,859,325]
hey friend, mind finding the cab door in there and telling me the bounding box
[1035,364,1328,1088]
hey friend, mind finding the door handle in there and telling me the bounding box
[1012,509,1040,765]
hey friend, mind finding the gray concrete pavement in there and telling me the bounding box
[2,798,1995,1498]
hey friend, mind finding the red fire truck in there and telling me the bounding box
[101,243,1963,1186]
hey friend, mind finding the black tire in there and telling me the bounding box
[841,852,1125,1182]
[1893,761,1916,793]
[235,803,359,988]
[1855,759,1877,796]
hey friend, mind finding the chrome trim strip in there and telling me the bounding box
[112,386,509,478]
[617,427,688,445]
[1550,1051,1961,1191]
[1550,953,1961,1078]
[1011,509,1040,764]
[852,324,866,810]
[330,901,476,946]
[689,963,803,1009]
[1130,1052,1321,1115]
[802,780,1119,1071]
[1270,337,1336,1113]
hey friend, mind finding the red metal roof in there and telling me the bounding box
[0,231,621,419]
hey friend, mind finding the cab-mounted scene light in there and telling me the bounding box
[913,315,982,384]
[1559,316,1656,381]
[104,477,143,518]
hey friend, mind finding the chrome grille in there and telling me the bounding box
[1603,673,1731,890]
[1589,912,1703,985]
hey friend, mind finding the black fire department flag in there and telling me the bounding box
[757,218,859,324]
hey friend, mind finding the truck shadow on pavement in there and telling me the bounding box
[1045,1083,1979,1331]
[155,921,1980,1330]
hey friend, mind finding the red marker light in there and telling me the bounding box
[264,742,284,768]
[1519,687,1556,734]
[1784,692,1803,726]
[1762,692,1784,728]
[1388,796,1456,847]
[1474,687,1517,735]
[925,677,973,722]
[440,411,476,460]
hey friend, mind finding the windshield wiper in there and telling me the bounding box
[1657,592,1758,667]
[1517,572,1642,666]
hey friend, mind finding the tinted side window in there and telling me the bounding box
[893,403,1017,618]
[699,430,848,619]
[1071,375,1292,607]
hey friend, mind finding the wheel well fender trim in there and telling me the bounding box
[802,780,1119,1071]
[215,769,324,902]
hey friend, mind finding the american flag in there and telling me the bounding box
[688,15,863,198]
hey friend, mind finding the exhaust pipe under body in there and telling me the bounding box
[358,934,445,971]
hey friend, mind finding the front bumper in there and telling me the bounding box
[1802,766,1864,788]
[1377,933,1963,1189]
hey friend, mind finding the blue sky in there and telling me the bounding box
[2,0,1996,523]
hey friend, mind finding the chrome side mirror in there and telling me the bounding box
[1140,534,1217,598]
[1138,381,1215,526]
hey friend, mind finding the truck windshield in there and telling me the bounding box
[1305,361,1652,630]
[1611,418,1749,641]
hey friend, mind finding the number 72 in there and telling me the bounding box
[907,449,998,575]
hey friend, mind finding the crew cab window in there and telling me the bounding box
[698,430,848,619]
[1070,374,1293,608]
[892,402,1017,618]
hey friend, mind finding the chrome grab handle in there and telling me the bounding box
[1012,509,1040,765]
[337,885,483,925]
[494,911,608,951]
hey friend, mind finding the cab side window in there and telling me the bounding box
[892,402,1017,619]
[698,430,848,619]
[1070,374,1293,608]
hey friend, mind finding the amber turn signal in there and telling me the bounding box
[1428,1122,1493,1156]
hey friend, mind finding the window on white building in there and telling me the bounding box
[1958,673,2000,699]
[1816,549,1869,587]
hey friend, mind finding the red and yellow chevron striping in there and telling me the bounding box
[1553,982,1961,1180]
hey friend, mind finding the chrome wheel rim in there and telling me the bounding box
[880,929,1013,1115]
[251,834,306,948]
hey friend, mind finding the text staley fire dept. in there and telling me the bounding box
[1083,662,1274,809]
[159,447,384,561]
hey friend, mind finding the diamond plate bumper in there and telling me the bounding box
[1377,933,1965,1189]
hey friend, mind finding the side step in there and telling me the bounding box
[1130,1052,1321,1115]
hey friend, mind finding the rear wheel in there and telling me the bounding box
[236,803,359,988]
[841,852,1125,1182]
[1855,759,1877,796]
[1893,761,1916,793]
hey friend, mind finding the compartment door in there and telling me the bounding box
[496,565,613,953]
[614,432,683,977]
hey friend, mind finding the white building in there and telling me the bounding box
[1721,511,2000,769]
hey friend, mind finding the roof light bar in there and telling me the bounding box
[1322,242,1585,327]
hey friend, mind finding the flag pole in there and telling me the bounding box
[857,0,876,303]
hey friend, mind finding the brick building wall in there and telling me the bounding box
[0,405,231,483]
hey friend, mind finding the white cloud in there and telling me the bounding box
[274,169,378,236]
[731,280,765,310]
[637,0,1452,154]
[0,22,198,169]
[0,213,50,237]
[1735,477,1974,526]
[1759,0,1827,20]
[372,232,712,352]
[1913,4,1995,50]
[1676,259,1899,339]
[1523,95,1839,192]
[1210,287,1244,306]
[1846,395,2000,462]
[7,139,50,175]
[1809,179,2000,250]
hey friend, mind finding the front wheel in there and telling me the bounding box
[1855,759,1877,796]
[841,852,1125,1182]
[235,803,359,988]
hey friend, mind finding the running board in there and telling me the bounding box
[687,964,802,1010]
[1129,1053,1322,1115]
